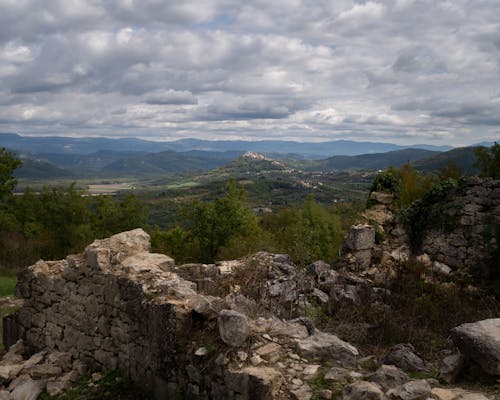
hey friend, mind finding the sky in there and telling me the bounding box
[0,0,499,146]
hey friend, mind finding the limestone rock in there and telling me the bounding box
[345,225,375,251]
[218,309,249,347]
[250,318,309,339]
[370,192,394,206]
[10,377,45,400]
[451,318,500,375]
[342,380,385,400]
[383,344,428,373]
[439,354,464,384]
[367,365,410,391]
[431,387,491,400]
[307,261,340,290]
[291,383,313,400]
[386,379,431,400]
[121,252,174,273]
[295,331,358,364]
[432,261,452,276]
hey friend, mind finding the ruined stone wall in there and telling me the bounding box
[421,177,500,272]
[5,229,351,399]
[9,230,183,395]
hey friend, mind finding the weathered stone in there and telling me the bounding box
[307,261,340,290]
[295,331,358,364]
[21,352,45,371]
[218,310,249,347]
[432,261,452,276]
[370,191,394,205]
[367,365,410,391]
[250,318,309,339]
[330,284,360,308]
[10,377,45,400]
[451,318,500,375]
[312,288,329,305]
[386,379,431,400]
[45,370,79,396]
[27,364,62,379]
[345,225,375,251]
[242,367,283,399]
[383,344,428,373]
[431,387,490,400]
[291,383,313,400]
[324,367,350,383]
[0,364,23,382]
[255,343,282,361]
[342,380,384,400]
[439,354,464,384]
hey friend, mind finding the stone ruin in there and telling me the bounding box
[341,176,500,282]
[2,229,361,399]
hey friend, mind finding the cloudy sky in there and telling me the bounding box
[0,0,499,145]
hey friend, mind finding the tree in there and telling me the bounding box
[0,148,22,203]
[474,142,500,179]
[181,178,261,262]
[261,196,343,265]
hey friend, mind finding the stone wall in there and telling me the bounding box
[3,229,359,399]
[421,177,500,272]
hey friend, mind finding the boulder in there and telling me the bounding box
[383,344,428,373]
[342,380,385,400]
[218,309,249,347]
[451,318,500,375]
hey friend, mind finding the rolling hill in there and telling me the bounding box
[100,150,243,177]
[310,148,439,171]
[14,158,75,180]
[413,146,480,174]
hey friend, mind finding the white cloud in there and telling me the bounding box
[0,0,498,145]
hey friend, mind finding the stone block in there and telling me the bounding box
[345,225,375,251]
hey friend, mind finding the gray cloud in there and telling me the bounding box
[0,0,499,145]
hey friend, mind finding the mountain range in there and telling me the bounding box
[1,133,488,180]
[1,133,452,158]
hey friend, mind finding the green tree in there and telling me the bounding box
[262,196,343,266]
[90,194,145,238]
[0,148,21,203]
[474,142,500,179]
[181,178,261,262]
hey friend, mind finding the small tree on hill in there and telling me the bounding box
[0,148,21,203]
[474,142,500,179]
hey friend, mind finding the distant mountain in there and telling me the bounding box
[413,146,480,174]
[28,150,146,171]
[100,150,243,177]
[168,138,451,156]
[14,157,74,180]
[0,133,174,154]
[1,133,452,158]
[309,148,439,171]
